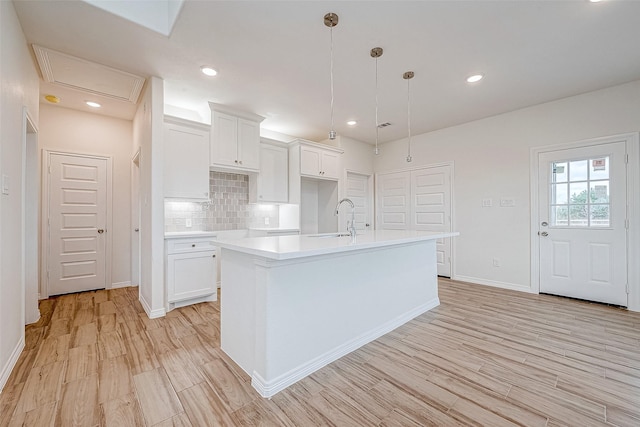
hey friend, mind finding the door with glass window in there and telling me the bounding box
[538,141,627,305]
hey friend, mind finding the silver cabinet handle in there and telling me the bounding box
[98,229,104,234]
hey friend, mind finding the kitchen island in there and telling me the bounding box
[213,230,458,397]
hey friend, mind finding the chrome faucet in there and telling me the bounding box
[335,198,356,239]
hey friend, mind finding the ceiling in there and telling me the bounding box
[13,0,640,144]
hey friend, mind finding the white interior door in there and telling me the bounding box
[48,153,108,296]
[343,172,372,232]
[538,141,627,305]
[411,166,452,277]
[376,171,410,229]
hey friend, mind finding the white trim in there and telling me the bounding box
[139,292,166,319]
[22,108,39,325]
[530,133,640,311]
[453,275,534,294]
[41,149,113,298]
[110,281,132,289]
[250,297,440,398]
[0,336,25,393]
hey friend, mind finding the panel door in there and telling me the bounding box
[376,171,410,229]
[48,153,108,295]
[344,172,371,232]
[411,166,452,277]
[320,150,341,180]
[211,111,238,167]
[167,251,217,302]
[164,122,210,199]
[300,147,321,176]
[258,143,288,203]
[538,141,627,305]
[237,118,260,170]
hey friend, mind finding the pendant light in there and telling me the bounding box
[371,47,383,155]
[403,71,414,162]
[324,13,339,140]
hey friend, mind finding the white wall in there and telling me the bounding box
[38,105,133,290]
[0,0,40,391]
[338,135,375,176]
[375,80,640,298]
[133,77,166,318]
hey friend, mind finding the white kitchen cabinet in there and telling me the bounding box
[300,145,341,180]
[249,139,289,203]
[209,102,264,172]
[164,116,210,200]
[166,236,217,306]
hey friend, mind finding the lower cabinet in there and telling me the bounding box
[166,236,217,307]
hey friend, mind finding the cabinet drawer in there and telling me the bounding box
[167,238,217,254]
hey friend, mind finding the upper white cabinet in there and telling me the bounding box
[164,116,210,200]
[249,139,289,203]
[209,102,265,173]
[300,145,341,180]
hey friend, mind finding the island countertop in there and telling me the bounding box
[212,229,458,260]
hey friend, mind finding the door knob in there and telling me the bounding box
[98,229,105,234]
[538,231,548,236]
[134,228,139,232]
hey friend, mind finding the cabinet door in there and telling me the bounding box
[320,150,341,180]
[164,123,210,199]
[237,119,260,171]
[258,144,288,202]
[300,147,321,176]
[167,251,216,302]
[211,111,238,167]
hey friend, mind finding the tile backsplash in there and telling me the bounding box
[165,171,279,232]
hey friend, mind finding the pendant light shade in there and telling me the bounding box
[403,71,414,163]
[324,13,339,140]
[371,47,383,155]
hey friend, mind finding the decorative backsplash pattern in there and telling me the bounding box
[165,171,279,232]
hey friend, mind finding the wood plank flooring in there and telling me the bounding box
[2,278,640,426]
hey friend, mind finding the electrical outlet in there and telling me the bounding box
[482,198,492,207]
[492,258,500,267]
[185,218,192,228]
[500,197,515,207]
[264,217,270,226]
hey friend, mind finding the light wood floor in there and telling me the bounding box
[1,279,640,426]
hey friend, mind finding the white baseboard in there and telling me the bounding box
[251,297,440,398]
[453,275,534,293]
[110,281,132,289]
[139,294,166,319]
[0,336,25,393]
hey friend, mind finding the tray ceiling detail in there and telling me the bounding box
[33,45,145,104]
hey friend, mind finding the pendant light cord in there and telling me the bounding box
[330,25,335,137]
[375,56,379,155]
[407,76,412,161]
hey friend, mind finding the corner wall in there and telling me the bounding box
[375,80,640,300]
[0,0,40,391]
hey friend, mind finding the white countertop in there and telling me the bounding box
[248,227,300,232]
[213,230,458,260]
[164,231,218,239]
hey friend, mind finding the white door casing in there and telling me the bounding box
[538,141,627,306]
[411,166,452,277]
[44,151,111,296]
[342,172,373,232]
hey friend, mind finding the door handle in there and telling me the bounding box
[538,231,548,237]
[98,229,105,234]
[134,228,139,232]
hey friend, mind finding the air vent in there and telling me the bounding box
[377,122,392,128]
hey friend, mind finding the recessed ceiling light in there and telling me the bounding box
[86,101,101,108]
[44,94,60,104]
[466,74,483,83]
[589,0,603,2]
[347,120,357,126]
[201,66,218,77]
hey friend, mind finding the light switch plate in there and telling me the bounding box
[2,174,9,195]
[185,218,192,228]
[500,197,515,207]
